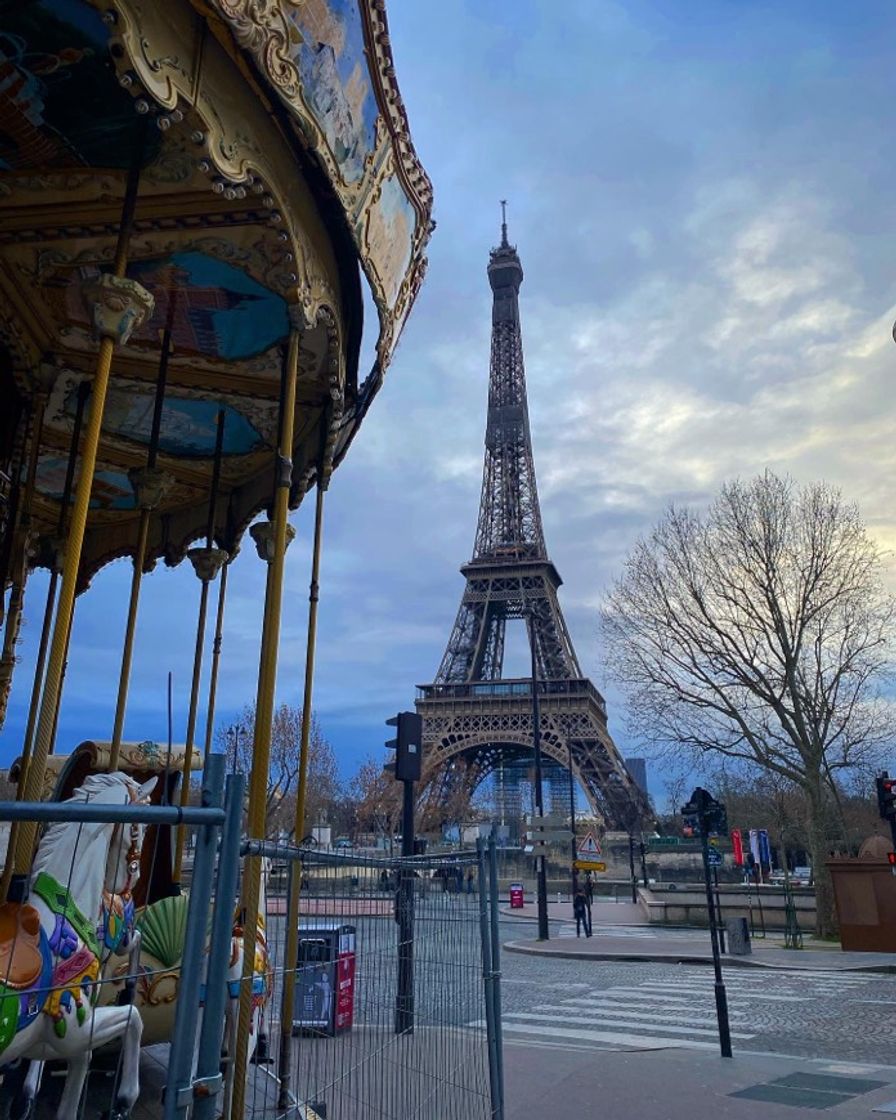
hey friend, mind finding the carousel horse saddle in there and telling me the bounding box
[0,901,44,989]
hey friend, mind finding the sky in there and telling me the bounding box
[3,0,896,807]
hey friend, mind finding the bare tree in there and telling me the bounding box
[218,702,340,838]
[348,756,399,845]
[600,472,895,935]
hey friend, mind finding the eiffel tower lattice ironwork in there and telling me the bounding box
[416,213,648,829]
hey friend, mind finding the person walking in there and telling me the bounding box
[584,870,594,907]
[466,869,475,895]
[573,887,592,938]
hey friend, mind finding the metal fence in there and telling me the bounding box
[0,755,504,1120]
[234,842,503,1120]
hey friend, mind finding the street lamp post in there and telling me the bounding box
[527,613,550,941]
[567,749,577,899]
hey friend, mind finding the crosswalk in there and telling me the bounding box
[556,923,703,940]
[493,967,875,1054]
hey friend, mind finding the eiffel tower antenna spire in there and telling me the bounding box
[416,221,650,830]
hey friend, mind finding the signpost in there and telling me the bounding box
[574,859,606,872]
[680,786,732,1059]
[578,831,601,856]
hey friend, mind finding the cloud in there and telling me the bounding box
[4,0,896,796]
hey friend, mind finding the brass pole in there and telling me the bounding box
[277,475,326,1107]
[172,409,226,886]
[231,322,300,1119]
[109,298,174,769]
[6,383,89,792]
[11,144,147,878]
[202,558,229,764]
[0,390,48,727]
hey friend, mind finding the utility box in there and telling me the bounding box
[725,916,751,955]
[509,883,524,909]
[293,922,356,1036]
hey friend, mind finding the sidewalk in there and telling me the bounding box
[502,900,896,972]
[504,1040,896,1119]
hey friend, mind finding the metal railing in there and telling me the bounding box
[418,676,607,716]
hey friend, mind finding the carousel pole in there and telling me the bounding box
[11,137,154,882]
[231,314,301,1119]
[8,384,90,792]
[201,555,230,764]
[0,379,65,903]
[0,369,54,729]
[109,296,176,770]
[277,451,328,1109]
[171,410,227,888]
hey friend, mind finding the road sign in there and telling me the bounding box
[574,859,607,872]
[577,831,601,856]
[707,847,722,867]
[532,830,573,843]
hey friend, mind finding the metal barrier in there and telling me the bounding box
[0,754,233,1120]
[234,836,504,1120]
[0,762,504,1120]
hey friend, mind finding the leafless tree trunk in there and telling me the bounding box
[600,472,895,936]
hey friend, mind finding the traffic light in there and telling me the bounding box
[888,852,896,868]
[385,711,423,782]
[876,772,896,821]
[680,787,728,836]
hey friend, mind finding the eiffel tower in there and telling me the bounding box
[416,210,648,829]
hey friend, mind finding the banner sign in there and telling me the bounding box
[749,828,761,866]
[731,828,744,866]
[758,828,771,867]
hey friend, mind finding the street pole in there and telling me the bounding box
[567,749,577,898]
[639,837,648,886]
[527,614,549,941]
[713,865,726,954]
[395,772,415,1034]
[628,834,638,904]
[700,812,732,1058]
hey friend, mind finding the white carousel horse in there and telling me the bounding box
[0,772,156,1120]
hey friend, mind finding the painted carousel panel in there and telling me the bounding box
[0,0,161,172]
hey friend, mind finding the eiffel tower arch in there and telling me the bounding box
[416,213,648,830]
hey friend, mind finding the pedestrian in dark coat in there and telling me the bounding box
[573,888,592,938]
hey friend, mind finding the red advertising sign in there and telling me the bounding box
[731,828,744,866]
[335,931,356,1032]
[509,882,524,909]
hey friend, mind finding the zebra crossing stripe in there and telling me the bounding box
[632,984,808,1003]
[492,1020,723,1051]
[537,1001,748,1025]
[507,1010,755,1040]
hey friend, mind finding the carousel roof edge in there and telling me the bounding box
[195,0,434,374]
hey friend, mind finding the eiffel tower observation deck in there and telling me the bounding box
[416,211,649,829]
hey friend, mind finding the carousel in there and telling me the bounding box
[0,0,432,1113]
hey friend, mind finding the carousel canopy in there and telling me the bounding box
[0,0,433,585]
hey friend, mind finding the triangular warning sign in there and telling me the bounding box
[578,831,601,855]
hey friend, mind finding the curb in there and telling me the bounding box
[502,940,896,974]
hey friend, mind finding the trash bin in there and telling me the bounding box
[725,916,751,955]
[294,922,356,1036]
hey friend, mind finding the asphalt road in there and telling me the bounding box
[495,917,896,1066]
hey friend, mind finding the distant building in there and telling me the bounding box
[625,757,648,795]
